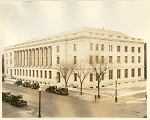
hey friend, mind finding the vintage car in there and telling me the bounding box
[30,82,40,89]
[22,81,31,87]
[14,79,22,86]
[11,95,27,106]
[55,87,68,95]
[46,86,57,93]
[2,92,12,102]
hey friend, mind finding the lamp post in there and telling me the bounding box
[115,80,118,102]
[38,87,41,118]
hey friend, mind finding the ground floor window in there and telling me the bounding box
[90,73,93,82]
[36,70,38,77]
[45,71,47,78]
[20,69,22,76]
[138,68,141,77]
[131,69,135,77]
[74,73,77,81]
[57,72,60,82]
[117,69,121,79]
[26,70,28,76]
[14,69,16,75]
[10,69,12,76]
[124,69,128,78]
[17,69,19,75]
[29,70,31,77]
[23,70,24,76]
[33,70,34,77]
[49,71,52,79]
[109,70,113,79]
[40,70,42,78]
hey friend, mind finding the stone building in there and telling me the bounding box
[4,27,145,88]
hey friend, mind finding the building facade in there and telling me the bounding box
[4,27,145,88]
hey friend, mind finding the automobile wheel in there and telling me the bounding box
[14,83,16,85]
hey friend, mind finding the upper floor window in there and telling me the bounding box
[74,56,77,64]
[125,56,128,63]
[57,57,60,64]
[57,46,60,53]
[74,44,77,51]
[101,44,104,51]
[117,56,120,63]
[138,47,141,53]
[6,60,8,64]
[131,47,134,53]
[89,55,93,64]
[10,59,12,64]
[138,68,141,77]
[109,45,113,52]
[125,46,128,52]
[138,56,141,63]
[90,43,93,51]
[96,56,99,64]
[10,52,12,57]
[101,56,104,63]
[131,69,135,77]
[117,69,121,79]
[109,56,113,63]
[117,46,120,52]
[95,44,99,51]
[132,56,134,63]
[90,73,93,82]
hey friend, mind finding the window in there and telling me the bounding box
[74,56,77,64]
[96,73,99,81]
[49,71,52,79]
[124,69,128,78]
[138,68,141,77]
[95,44,99,51]
[6,60,8,64]
[117,69,121,79]
[10,69,12,76]
[74,44,77,51]
[109,70,113,79]
[23,70,24,76]
[40,70,42,78]
[17,69,19,75]
[20,69,22,76]
[109,56,113,63]
[74,73,77,81]
[117,46,120,52]
[36,70,38,77]
[7,69,8,74]
[125,56,128,63]
[138,56,141,63]
[131,69,135,77]
[90,73,93,82]
[10,52,12,57]
[33,70,34,77]
[125,46,128,52]
[29,70,31,77]
[26,70,28,76]
[117,56,120,63]
[131,47,134,53]
[89,55,93,64]
[45,71,47,78]
[101,56,104,63]
[14,69,16,75]
[132,56,134,63]
[6,53,7,57]
[101,44,104,51]
[138,47,141,53]
[90,43,93,51]
[57,46,60,53]
[109,45,113,52]
[57,57,60,64]
[96,56,99,64]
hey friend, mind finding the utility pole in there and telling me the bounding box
[115,80,118,102]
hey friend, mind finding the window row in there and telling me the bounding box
[5,52,12,57]
[14,69,52,79]
[89,43,141,53]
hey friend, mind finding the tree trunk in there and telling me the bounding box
[65,80,67,87]
[80,82,82,95]
[98,80,100,98]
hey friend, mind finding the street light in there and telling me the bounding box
[115,80,118,102]
[38,87,42,118]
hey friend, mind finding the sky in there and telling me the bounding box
[0,1,150,51]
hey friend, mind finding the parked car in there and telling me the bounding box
[11,95,27,106]
[55,87,68,95]
[22,81,31,87]
[30,82,40,89]
[2,74,6,82]
[46,86,57,93]
[2,92,12,102]
[14,79,22,86]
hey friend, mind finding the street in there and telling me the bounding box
[2,82,147,118]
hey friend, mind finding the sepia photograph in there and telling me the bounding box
[0,1,150,119]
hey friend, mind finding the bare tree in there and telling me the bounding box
[88,55,115,98]
[74,60,92,95]
[53,60,75,87]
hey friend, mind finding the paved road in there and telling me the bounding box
[2,82,147,118]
